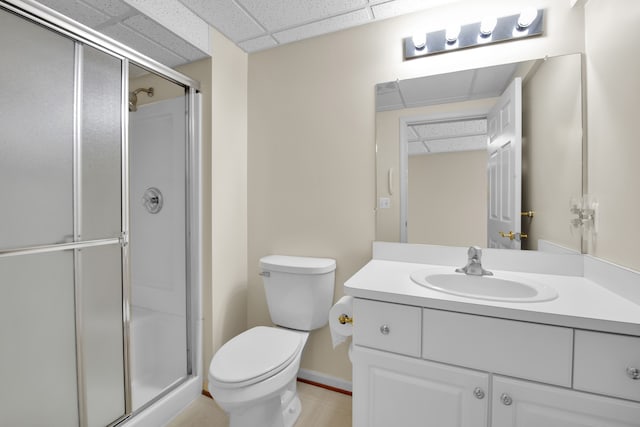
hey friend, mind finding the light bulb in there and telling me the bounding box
[517,7,538,29]
[480,16,497,36]
[446,24,461,43]
[412,33,427,50]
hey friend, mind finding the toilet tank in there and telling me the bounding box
[259,255,336,331]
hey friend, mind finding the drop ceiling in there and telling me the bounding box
[27,0,462,69]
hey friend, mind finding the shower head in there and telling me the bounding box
[129,87,154,112]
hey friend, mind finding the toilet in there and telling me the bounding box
[208,255,336,427]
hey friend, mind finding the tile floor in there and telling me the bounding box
[166,381,352,427]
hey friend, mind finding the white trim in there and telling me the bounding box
[297,369,352,393]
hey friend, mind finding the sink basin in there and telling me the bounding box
[410,267,558,303]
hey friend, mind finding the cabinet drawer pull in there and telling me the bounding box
[379,324,390,335]
[627,367,640,380]
[500,393,513,406]
[473,387,485,399]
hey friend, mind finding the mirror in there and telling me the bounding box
[375,53,584,253]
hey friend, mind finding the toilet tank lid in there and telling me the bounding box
[260,255,336,275]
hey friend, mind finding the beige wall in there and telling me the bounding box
[248,0,585,382]
[408,151,487,246]
[208,29,249,390]
[585,0,640,271]
[522,53,582,251]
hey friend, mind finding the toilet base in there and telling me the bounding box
[227,379,301,427]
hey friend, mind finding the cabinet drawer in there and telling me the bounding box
[422,309,573,386]
[353,299,421,357]
[574,330,640,402]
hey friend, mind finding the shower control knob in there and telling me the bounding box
[500,393,513,406]
[379,324,390,335]
[473,387,485,399]
[627,367,640,380]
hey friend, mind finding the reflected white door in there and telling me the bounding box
[487,78,522,249]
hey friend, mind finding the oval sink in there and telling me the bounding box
[410,268,558,303]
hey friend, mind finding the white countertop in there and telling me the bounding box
[344,259,640,336]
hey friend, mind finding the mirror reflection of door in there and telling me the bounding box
[487,78,522,249]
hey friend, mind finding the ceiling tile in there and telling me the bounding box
[82,0,134,18]
[101,23,187,67]
[36,0,111,27]
[239,0,367,31]
[180,0,264,42]
[372,0,458,20]
[239,35,278,53]
[124,0,210,54]
[274,9,370,45]
[123,14,208,61]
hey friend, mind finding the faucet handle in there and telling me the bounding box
[468,246,482,258]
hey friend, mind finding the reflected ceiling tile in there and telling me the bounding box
[123,15,208,61]
[239,36,278,53]
[179,0,265,42]
[238,0,367,31]
[36,0,111,27]
[408,141,428,155]
[399,70,474,108]
[472,63,518,98]
[274,9,370,45]
[101,23,187,67]
[371,0,459,20]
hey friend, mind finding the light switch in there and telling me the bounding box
[379,197,391,209]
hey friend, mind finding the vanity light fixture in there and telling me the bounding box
[403,9,544,61]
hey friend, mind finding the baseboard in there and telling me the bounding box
[297,368,352,395]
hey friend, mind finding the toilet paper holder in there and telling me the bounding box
[338,314,353,325]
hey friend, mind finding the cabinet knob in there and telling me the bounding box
[473,387,485,399]
[627,367,640,380]
[500,393,513,406]
[379,324,390,335]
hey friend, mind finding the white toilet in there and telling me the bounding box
[208,255,336,427]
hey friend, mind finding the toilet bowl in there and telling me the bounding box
[209,327,309,427]
[208,255,336,427]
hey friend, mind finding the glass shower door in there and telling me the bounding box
[0,8,126,427]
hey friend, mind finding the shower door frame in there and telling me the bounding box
[0,1,203,426]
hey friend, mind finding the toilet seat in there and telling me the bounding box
[209,326,303,388]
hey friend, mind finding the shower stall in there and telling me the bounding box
[0,1,202,426]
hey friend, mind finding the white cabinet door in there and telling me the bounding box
[492,376,640,427]
[352,346,489,427]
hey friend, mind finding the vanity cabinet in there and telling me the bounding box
[352,346,489,427]
[352,298,640,427]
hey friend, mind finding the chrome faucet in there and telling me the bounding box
[455,246,493,276]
